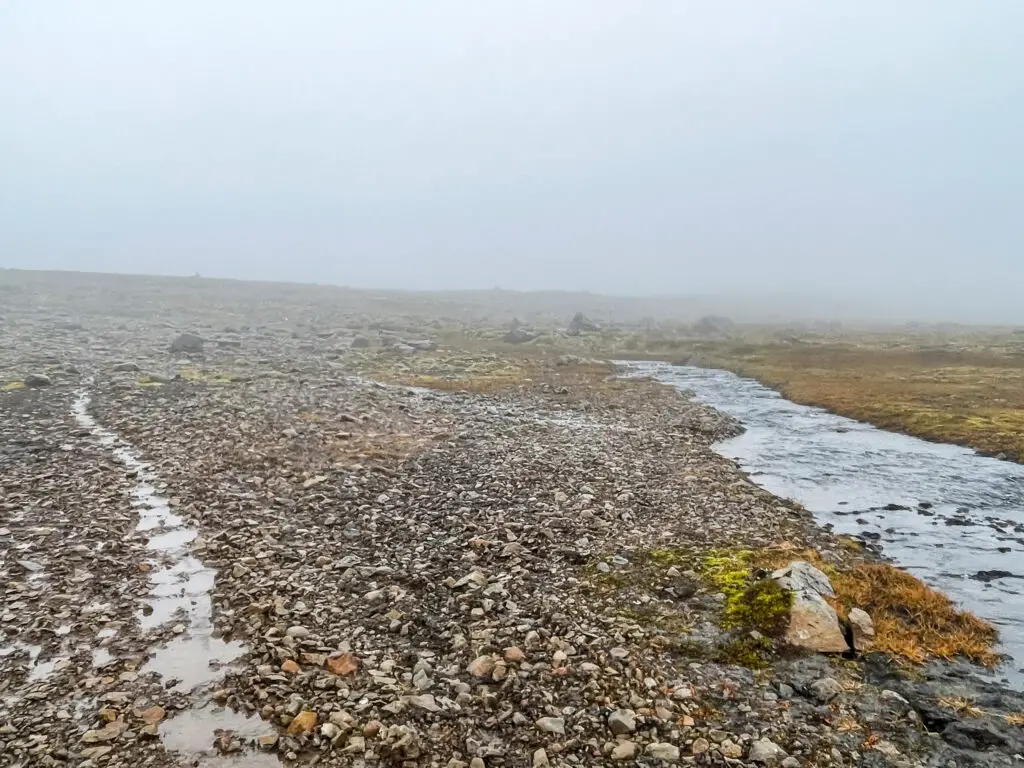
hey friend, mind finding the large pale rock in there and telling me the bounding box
[848,607,876,650]
[772,561,849,653]
[773,561,835,597]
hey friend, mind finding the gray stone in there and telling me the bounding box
[567,312,600,335]
[350,335,371,348]
[810,677,844,702]
[748,737,787,763]
[645,743,680,762]
[536,717,565,735]
[607,709,636,735]
[169,333,204,355]
[503,328,535,344]
[24,373,52,387]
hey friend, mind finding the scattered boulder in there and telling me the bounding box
[350,335,371,349]
[772,561,849,653]
[112,362,141,372]
[693,315,736,337]
[503,328,535,344]
[567,312,600,335]
[169,333,204,356]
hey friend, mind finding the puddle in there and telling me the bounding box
[0,642,61,683]
[92,647,115,669]
[72,389,271,762]
[161,704,278,763]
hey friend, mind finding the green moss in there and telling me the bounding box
[2,381,26,391]
[723,579,792,636]
[136,376,164,387]
[700,549,792,637]
[715,635,776,669]
[178,367,234,383]
[647,548,688,567]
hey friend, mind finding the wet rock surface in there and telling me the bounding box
[2,271,1024,767]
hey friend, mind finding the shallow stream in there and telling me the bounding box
[632,362,1024,687]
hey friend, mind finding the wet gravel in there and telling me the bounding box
[4,273,1024,767]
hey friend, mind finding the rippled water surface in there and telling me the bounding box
[634,362,1024,686]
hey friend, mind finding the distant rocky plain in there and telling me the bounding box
[2,269,1023,768]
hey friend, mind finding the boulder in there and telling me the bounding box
[169,333,204,356]
[503,328,535,344]
[350,335,371,349]
[693,315,736,336]
[772,561,849,653]
[567,312,600,335]
[848,607,875,651]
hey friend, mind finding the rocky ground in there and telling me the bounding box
[3,271,1024,768]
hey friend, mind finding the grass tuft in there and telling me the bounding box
[749,549,999,666]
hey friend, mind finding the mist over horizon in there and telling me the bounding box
[2,2,1022,323]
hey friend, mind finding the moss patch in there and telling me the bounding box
[700,550,792,637]
[2,381,26,391]
[178,367,234,384]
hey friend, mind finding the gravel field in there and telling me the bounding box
[3,271,1024,768]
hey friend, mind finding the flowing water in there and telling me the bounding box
[631,362,1024,687]
[72,389,276,765]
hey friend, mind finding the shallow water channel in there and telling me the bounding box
[631,361,1024,688]
[73,389,274,765]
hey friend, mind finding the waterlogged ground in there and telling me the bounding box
[635,362,1024,686]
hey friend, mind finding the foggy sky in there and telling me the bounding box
[2,2,1023,317]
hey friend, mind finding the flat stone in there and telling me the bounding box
[646,742,680,761]
[748,737,786,762]
[536,717,565,735]
[611,741,637,760]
